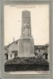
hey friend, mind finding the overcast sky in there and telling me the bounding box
[4,4,49,46]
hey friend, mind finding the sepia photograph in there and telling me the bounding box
[4,4,50,74]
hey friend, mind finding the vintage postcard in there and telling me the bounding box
[4,4,50,75]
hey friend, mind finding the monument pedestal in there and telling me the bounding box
[18,37,34,57]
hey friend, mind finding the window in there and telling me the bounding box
[12,51,18,58]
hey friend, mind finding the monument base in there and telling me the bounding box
[18,37,34,57]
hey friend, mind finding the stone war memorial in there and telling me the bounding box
[18,10,34,57]
[5,10,49,72]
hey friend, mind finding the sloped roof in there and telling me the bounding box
[5,39,18,49]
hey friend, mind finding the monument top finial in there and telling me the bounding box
[22,10,30,12]
[22,10,30,18]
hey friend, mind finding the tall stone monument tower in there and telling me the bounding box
[18,10,34,57]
